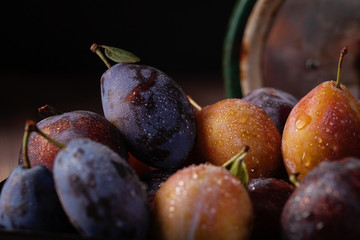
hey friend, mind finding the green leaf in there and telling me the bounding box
[222,146,249,187]
[101,45,140,63]
[289,173,300,187]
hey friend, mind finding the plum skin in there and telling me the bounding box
[53,138,149,239]
[0,165,74,233]
[151,164,253,240]
[195,98,282,179]
[101,63,196,170]
[248,177,294,240]
[242,87,297,134]
[18,110,128,170]
[281,157,360,240]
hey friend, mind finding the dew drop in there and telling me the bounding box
[175,187,181,195]
[238,115,249,123]
[295,114,312,130]
[304,159,312,167]
[169,206,175,212]
[302,211,311,219]
[315,136,323,144]
[316,221,324,230]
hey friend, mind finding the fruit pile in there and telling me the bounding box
[0,45,360,240]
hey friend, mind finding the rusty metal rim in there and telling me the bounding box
[222,0,257,98]
[240,0,285,96]
[222,0,285,98]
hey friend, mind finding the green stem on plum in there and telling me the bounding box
[22,121,35,169]
[222,145,250,187]
[289,173,300,187]
[336,46,348,89]
[24,120,66,152]
[90,43,112,69]
[187,95,202,111]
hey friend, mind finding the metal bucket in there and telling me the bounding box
[223,0,360,99]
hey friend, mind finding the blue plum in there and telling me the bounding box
[100,63,196,170]
[53,138,149,239]
[0,165,74,233]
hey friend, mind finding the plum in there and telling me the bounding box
[281,157,360,240]
[53,138,149,239]
[242,87,297,134]
[140,169,174,207]
[151,164,253,240]
[194,98,282,179]
[248,178,294,239]
[100,63,196,170]
[18,110,128,170]
[0,165,74,233]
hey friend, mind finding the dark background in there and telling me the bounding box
[1,1,237,116]
[0,1,237,179]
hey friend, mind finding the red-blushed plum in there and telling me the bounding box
[282,47,360,181]
[194,98,282,179]
[18,110,128,170]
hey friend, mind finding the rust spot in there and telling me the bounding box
[125,71,157,105]
[240,41,249,82]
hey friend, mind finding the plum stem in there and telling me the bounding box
[336,46,348,89]
[187,95,202,111]
[223,146,250,187]
[22,121,36,169]
[22,120,66,169]
[90,43,112,69]
[38,104,63,118]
